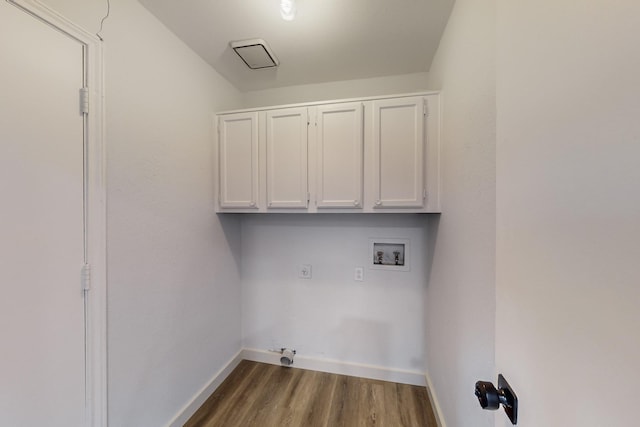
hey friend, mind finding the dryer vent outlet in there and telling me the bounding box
[280,348,296,367]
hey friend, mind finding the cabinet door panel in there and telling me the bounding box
[219,112,259,209]
[266,107,309,208]
[316,103,364,208]
[372,97,425,208]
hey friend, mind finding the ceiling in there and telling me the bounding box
[138,0,455,92]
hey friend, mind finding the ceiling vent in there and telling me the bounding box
[230,39,279,69]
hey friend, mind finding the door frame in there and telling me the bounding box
[6,0,107,425]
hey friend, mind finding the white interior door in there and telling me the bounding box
[0,3,87,425]
[495,2,640,426]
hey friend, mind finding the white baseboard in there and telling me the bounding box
[241,348,426,386]
[165,350,244,427]
[425,371,447,427]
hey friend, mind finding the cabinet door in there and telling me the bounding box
[372,97,425,208]
[316,102,364,208]
[266,107,309,208]
[218,112,259,209]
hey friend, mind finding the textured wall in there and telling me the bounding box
[241,214,428,376]
[37,0,244,425]
[103,2,243,425]
[423,0,497,425]
[242,72,430,108]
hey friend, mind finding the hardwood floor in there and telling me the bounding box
[185,360,438,427]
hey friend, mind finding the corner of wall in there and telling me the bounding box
[165,350,244,427]
[425,371,448,427]
[423,0,496,426]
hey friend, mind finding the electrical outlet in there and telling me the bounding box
[298,264,312,279]
[354,267,364,281]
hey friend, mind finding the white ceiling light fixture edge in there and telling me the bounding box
[230,39,280,69]
[280,0,296,21]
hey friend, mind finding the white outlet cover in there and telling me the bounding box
[298,264,312,279]
[355,267,364,281]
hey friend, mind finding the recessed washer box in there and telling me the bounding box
[369,238,410,271]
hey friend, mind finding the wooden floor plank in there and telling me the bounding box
[357,380,384,426]
[184,361,438,427]
[297,371,337,427]
[381,381,404,427]
[325,374,361,427]
[185,360,266,427]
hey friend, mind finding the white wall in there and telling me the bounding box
[34,1,244,426]
[241,214,428,379]
[242,72,429,108]
[495,0,640,426]
[240,72,434,382]
[423,0,496,425]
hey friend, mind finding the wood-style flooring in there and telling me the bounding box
[185,360,438,427]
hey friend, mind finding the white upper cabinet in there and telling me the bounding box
[265,107,309,209]
[218,112,259,209]
[371,96,425,209]
[315,102,364,208]
[215,92,440,213]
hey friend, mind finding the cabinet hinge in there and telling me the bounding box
[79,88,89,115]
[423,189,427,200]
[307,192,311,204]
[81,263,91,292]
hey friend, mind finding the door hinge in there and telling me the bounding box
[81,263,91,292]
[423,99,428,117]
[423,189,427,200]
[79,88,89,115]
